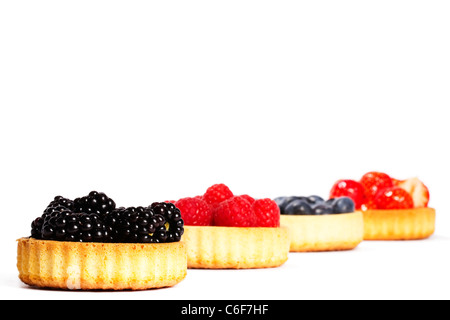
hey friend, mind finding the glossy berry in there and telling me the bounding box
[31,203,72,239]
[253,198,280,227]
[312,204,333,215]
[361,198,377,211]
[277,195,355,215]
[31,217,45,239]
[47,196,74,211]
[330,180,365,209]
[374,187,414,210]
[332,197,355,214]
[273,197,289,214]
[106,206,164,243]
[74,191,116,217]
[41,211,109,242]
[30,194,184,244]
[213,196,256,227]
[274,196,307,214]
[360,172,393,200]
[175,197,213,226]
[150,202,184,242]
[307,195,324,205]
[394,177,430,208]
[283,199,313,215]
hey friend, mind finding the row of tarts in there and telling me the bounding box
[16,172,436,290]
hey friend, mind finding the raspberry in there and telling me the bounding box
[213,196,256,227]
[374,187,414,210]
[239,194,256,205]
[203,184,234,208]
[253,198,280,227]
[175,197,213,226]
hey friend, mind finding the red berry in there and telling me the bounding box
[330,179,365,209]
[394,177,430,208]
[361,198,377,211]
[203,184,234,208]
[239,194,256,205]
[374,187,414,210]
[213,196,256,227]
[175,197,213,226]
[253,198,280,227]
[360,172,393,200]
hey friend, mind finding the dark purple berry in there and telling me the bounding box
[74,191,116,217]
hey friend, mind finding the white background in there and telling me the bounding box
[1,0,449,300]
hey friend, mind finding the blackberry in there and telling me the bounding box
[150,202,184,243]
[41,211,109,242]
[47,196,74,211]
[30,193,184,244]
[105,203,184,243]
[74,191,116,218]
[105,206,166,243]
[31,202,72,239]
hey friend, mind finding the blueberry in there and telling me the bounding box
[307,195,325,205]
[312,204,333,215]
[275,196,307,214]
[332,197,355,214]
[284,199,313,215]
[274,197,289,214]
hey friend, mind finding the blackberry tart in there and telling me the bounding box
[17,192,187,290]
[276,196,364,252]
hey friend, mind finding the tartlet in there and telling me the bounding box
[276,196,363,252]
[183,226,290,269]
[174,184,291,269]
[330,172,435,240]
[280,212,364,252]
[17,238,187,290]
[18,192,187,290]
[361,207,435,240]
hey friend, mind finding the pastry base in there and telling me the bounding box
[280,212,364,252]
[17,238,187,290]
[183,226,290,269]
[361,207,436,240]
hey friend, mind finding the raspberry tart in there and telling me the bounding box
[330,172,435,240]
[17,192,187,290]
[276,195,363,252]
[174,184,290,269]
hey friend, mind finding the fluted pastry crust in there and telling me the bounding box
[183,226,290,269]
[280,212,364,252]
[361,207,435,240]
[17,238,187,290]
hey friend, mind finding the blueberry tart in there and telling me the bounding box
[276,195,363,252]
